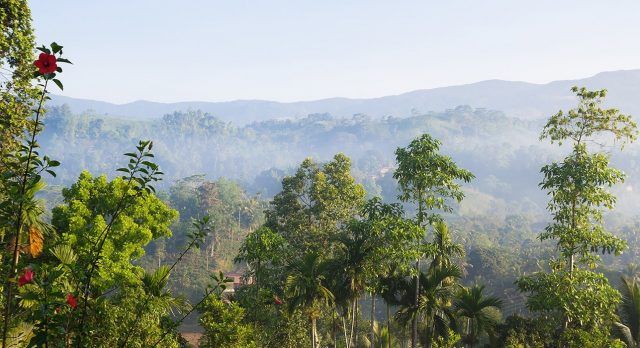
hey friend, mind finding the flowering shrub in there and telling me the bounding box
[34,53,57,75]
[0,40,226,347]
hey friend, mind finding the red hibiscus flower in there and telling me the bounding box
[274,296,283,306]
[18,268,34,287]
[66,293,78,309]
[34,53,58,75]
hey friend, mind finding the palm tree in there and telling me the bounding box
[453,285,502,348]
[363,321,390,348]
[379,272,403,348]
[121,266,188,346]
[285,251,334,348]
[332,221,377,348]
[615,276,640,348]
[396,265,462,346]
[427,221,464,272]
[140,266,187,313]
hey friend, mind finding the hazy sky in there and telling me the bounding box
[30,1,640,104]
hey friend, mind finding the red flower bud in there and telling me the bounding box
[274,296,283,306]
[18,268,34,287]
[66,293,77,309]
[34,53,58,75]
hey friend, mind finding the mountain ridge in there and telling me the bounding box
[49,69,640,125]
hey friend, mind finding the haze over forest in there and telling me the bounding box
[7,1,640,346]
[44,69,640,217]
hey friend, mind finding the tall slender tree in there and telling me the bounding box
[284,251,334,348]
[396,265,462,346]
[394,134,474,347]
[427,221,464,272]
[517,86,638,342]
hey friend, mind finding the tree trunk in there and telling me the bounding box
[467,318,472,348]
[426,314,432,348]
[311,316,318,348]
[402,326,406,348]
[355,300,359,347]
[370,292,376,348]
[343,312,349,348]
[413,196,424,348]
[350,299,356,347]
[331,311,338,348]
[387,302,392,348]
[412,259,420,348]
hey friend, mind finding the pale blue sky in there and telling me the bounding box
[30,1,640,104]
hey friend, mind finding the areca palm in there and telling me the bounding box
[427,221,464,272]
[396,265,462,346]
[332,221,377,347]
[119,266,188,346]
[453,285,502,348]
[379,271,404,348]
[284,251,334,348]
[363,321,390,348]
[140,266,188,313]
[614,276,640,348]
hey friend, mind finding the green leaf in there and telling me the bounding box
[51,42,63,53]
[51,244,77,265]
[36,46,51,54]
[52,79,63,91]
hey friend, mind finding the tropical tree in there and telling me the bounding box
[284,251,334,348]
[362,198,422,348]
[235,226,288,288]
[615,276,640,348]
[517,87,638,341]
[265,154,365,255]
[453,285,502,348]
[332,221,373,348]
[396,265,462,346]
[427,221,464,273]
[379,271,405,348]
[394,133,474,347]
[362,321,390,348]
[198,294,257,348]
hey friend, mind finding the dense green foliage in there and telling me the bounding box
[198,295,255,348]
[517,87,638,344]
[2,3,640,347]
[0,0,38,160]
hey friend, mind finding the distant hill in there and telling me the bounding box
[49,69,640,125]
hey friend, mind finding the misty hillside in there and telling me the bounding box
[40,101,640,219]
[49,69,640,125]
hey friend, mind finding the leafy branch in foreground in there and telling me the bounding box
[74,140,163,346]
[150,271,232,348]
[118,216,211,347]
[1,42,70,348]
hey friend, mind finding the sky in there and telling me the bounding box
[30,1,640,104]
